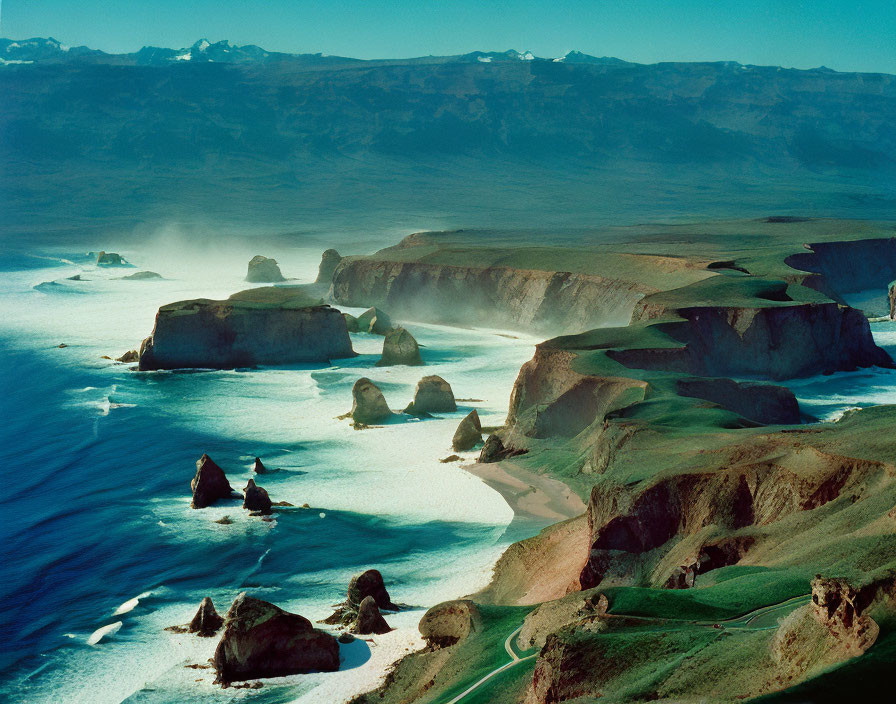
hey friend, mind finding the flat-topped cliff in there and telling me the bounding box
[138,286,354,370]
[330,221,896,336]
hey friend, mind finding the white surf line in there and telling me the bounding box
[445,625,536,704]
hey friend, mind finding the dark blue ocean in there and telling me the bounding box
[0,249,543,703]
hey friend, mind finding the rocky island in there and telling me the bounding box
[137,286,355,370]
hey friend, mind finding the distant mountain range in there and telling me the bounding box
[0,36,826,71]
[1,37,894,241]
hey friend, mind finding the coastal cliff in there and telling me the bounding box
[332,259,648,334]
[783,237,896,299]
[138,287,354,370]
[329,231,724,335]
[354,229,896,704]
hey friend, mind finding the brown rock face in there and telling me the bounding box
[213,594,339,683]
[189,597,224,636]
[452,410,482,451]
[243,479,272,515]
[253,457,268,474]
[191,455,234,509]
[348,569,396,610]
[810,576,879,654]
[351,378,393,425]
[245,255,285,283]
[418,600,482,649]
[116,349,139,363]
[376,327,423,367]
[356,307,393,335]
[137,296,354,370]
[352,596,392,635]
[405,375,456,415]
[316,249,343,284]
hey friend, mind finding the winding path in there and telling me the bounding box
[444,594,811,703]
[444,625,537,704]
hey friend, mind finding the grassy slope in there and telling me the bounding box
[357,221,896,703]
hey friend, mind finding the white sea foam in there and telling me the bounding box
[0,244,532,702]
[112,591,153,616]
[86,621,122,645]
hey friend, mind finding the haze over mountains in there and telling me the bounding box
[1,37,894,245]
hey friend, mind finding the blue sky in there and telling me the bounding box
[2,0,894,72]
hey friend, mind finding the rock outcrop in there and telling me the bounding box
[96,251,127,266]
[418,600,482,649]
[253,457,268,474]
[350,378,393,425]
[137,289,354,370]
[452,410,482,451]
[352,596,392,635]
[213,594,339,683]
[243,479,272,515]
[376,327,423,367]
[116,349,139,363]
[191,454,234,509]
[348,569,397,610]
[189,597,225,636]
[356,307,393,335]
[246,255,285,283]
[120,271,162,280]
[809,575,880,654]
[478,433,526,463]
[316,249,342,284]
[404,375,456,415]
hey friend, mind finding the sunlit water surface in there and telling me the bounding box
[0,248,539,703]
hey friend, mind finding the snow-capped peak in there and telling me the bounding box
[193,39,211,52]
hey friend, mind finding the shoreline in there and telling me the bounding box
[461,458,586,523]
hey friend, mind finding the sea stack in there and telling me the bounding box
[245,255,286,283]
[243,479,272,515]
[253,457,268,474]
[452,410,482,451]
[96,251,127,266]
[316,249,343,284]
[348,569,397,610]
[357,307,393,335]
[191,454,234,509]
[350,378,393,425]
[137,288,354,370]
[376,327,423,367]
[405,375,456,415]
[213,594,339,683]
[352,596,392,635]
[189,597,225,637]
[478,433,506,463]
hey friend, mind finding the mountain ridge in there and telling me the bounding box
[2,36,890,74]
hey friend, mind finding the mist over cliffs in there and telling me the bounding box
[1,38,895,241]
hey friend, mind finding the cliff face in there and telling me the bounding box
[331,259,649,335]
[784,238,896,298]
[138,292,354,370]
[622,302,891,380]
